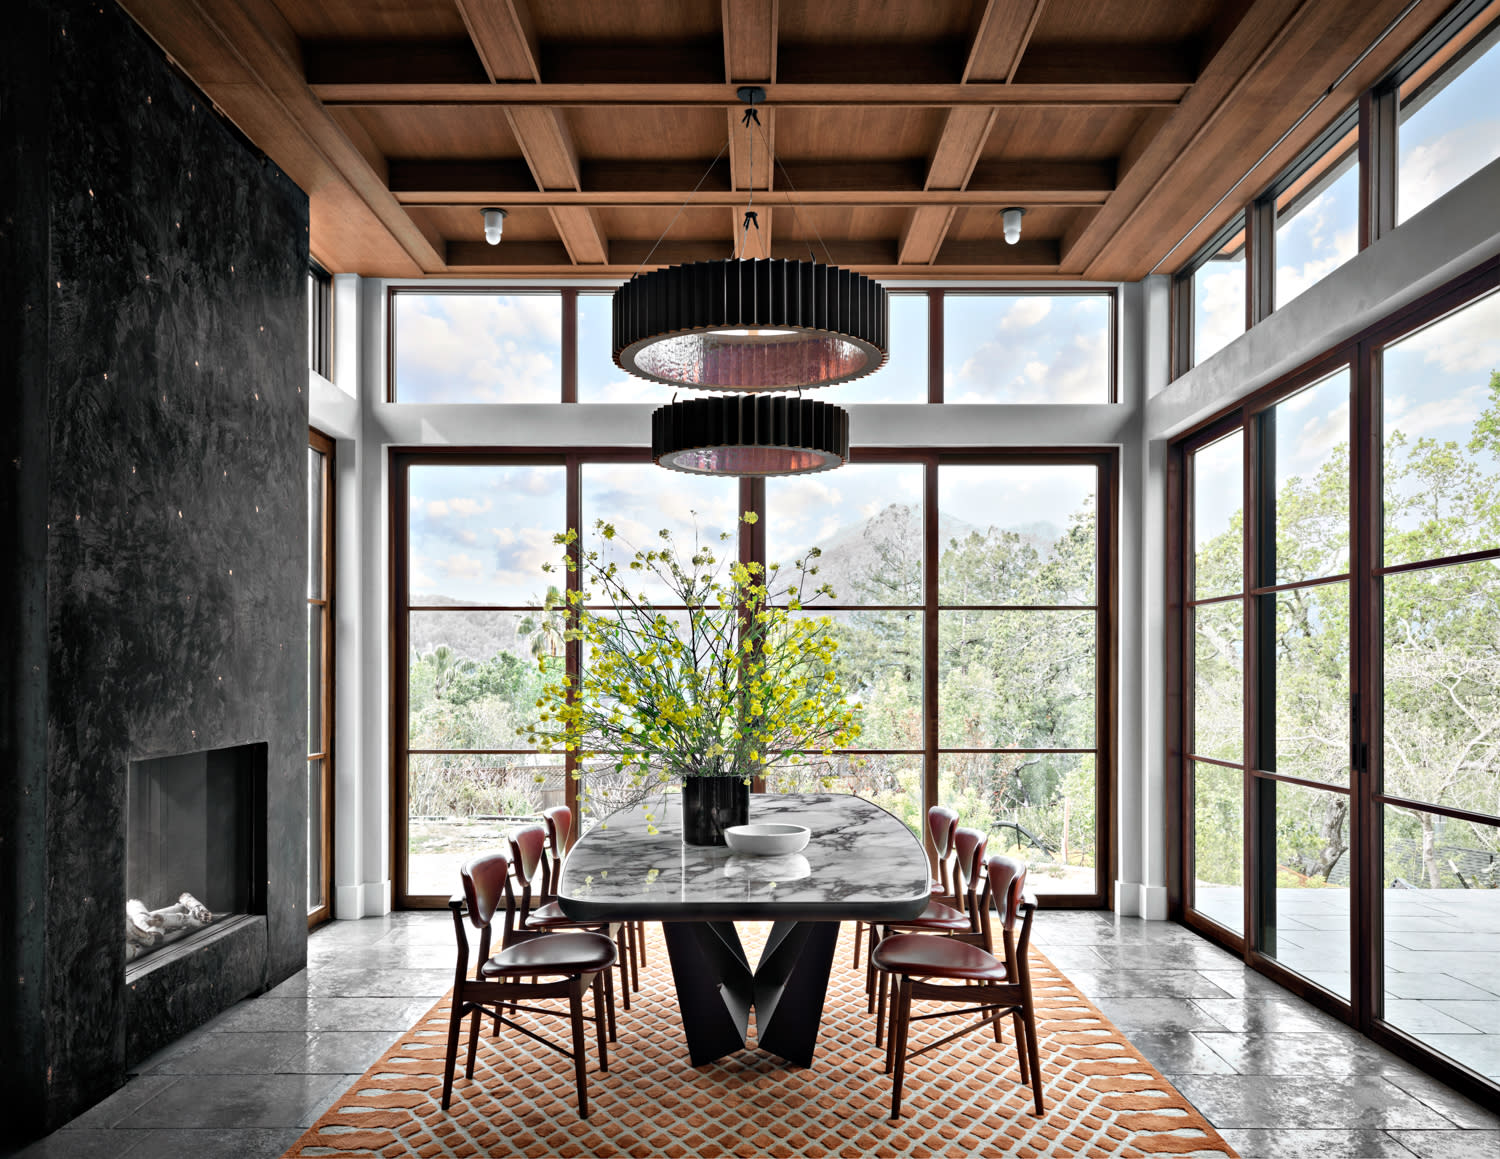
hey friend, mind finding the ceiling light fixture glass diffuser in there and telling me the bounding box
[652,395,850,477]
[615,258,888,392]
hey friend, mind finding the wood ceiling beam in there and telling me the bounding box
[1061,0,1435,277]
[454,0,540,82]
[501,108,607,265]
[390,160,1110,203]
[386,159,1112,205]
[962,0,1048,84]
[723,0,778,84]
[311,81,1187,109]
[119,0,444,274]
[898,105,996,265]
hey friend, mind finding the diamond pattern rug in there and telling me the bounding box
[284,923,1238,1158]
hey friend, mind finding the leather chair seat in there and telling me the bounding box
[523,900,598,930]
[887,898,972,932]
[480,931,617,977]
[871,932,1010,982]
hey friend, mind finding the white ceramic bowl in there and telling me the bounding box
[724,822,811,856]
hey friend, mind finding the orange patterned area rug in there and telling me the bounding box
[285,924,1238,1159]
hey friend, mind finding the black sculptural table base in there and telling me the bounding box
[660,920,841,1068]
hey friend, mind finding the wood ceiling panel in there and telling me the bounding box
[595,205,731,243]
[333,106,525,161]
[567,107,728,161]
[267,0,467,39]
[778,0,978,41]
[981,106,1145,161]
[1028,0,1221,46]
[527,0,724,41]
[774,107,947,162]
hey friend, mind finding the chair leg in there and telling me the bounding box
[865,925,882,1013]
[881,973,898,1074]
[614,924,632,1011]
[441,999,466,1109]
[635,921,648,968]
[1022,998,1044,1115]
[569,978,590,1118]
[1012,1011,1029,1082]
[627,920,641,992]
[592,971,609,1073]
[603,959,618,1042]
[874,961,888,1048]
[464,1006,482,1079]
[852,920,863,969]
[888,976,913,1120]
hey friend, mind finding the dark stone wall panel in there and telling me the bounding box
[8,0,313,1134]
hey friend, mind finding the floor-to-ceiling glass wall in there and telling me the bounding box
[1173,270,1500,1097]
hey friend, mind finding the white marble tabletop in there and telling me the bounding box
[555,793,931,923]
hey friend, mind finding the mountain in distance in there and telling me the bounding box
[782,504,1064,605]
[411,504,1066,659]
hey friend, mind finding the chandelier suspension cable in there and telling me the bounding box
[737,106,758,260]
[751,114,833,266]
[634,136,731,276]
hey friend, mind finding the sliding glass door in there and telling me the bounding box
[1173,269,1500,1099]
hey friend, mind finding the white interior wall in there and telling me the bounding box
[306,153,1498,921]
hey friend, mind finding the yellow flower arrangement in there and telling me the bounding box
[519,513,863,820]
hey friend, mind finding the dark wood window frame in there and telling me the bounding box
[1167,255,1500,1107]
[386,286,1120,407]
[308,261,332,381]
[307,426,336,929]
[391,446,1118,912]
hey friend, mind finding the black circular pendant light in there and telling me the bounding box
[612,87,886,478]
[613,258,889,392]
[652,394,849,477]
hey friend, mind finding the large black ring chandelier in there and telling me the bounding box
[612,88,888,477]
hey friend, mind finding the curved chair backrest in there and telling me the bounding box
[986,853,1029,934]
[508,825,548,889]
[544,805,573,859]
[928,805,960,857]
[460,850,512,930]
[954,826,988,894]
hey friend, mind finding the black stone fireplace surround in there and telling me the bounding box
[1,0,310,1142]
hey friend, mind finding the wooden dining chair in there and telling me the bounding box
[870,826,989,1037]
[544,805,645,994]
[870,853,1042,1119]
[443,849,617,1117]
[508,824,629,1026]
[853,804,960,969]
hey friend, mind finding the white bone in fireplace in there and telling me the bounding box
[125,893,216,962]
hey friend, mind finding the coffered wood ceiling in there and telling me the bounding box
[118,0,1459,280]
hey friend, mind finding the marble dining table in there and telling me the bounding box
[555,792,930,1068]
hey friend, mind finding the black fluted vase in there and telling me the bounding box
[681,774,750,846]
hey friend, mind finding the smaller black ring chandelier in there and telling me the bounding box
[613,87,887,477]
[653,394,849,477]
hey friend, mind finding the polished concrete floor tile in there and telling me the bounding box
[111,1073,352,1130]
[1167,1074,1458,1130]
[211,995,436,1033]
[59,1076,182,1130]
[1383,1069,1500,1130]
[1385,1129,1500,1158]
[13,1128,146,1158]
[1188,997,1348,1035]
[1116,1030,1240,1074]
[109,1128,305,1159]
[1088,995,1234,1033]
[1064,969,1240,999]
[1215,1127,1420,1158]
[1195,1031,1407,1076]
[132,1031,320,1075]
